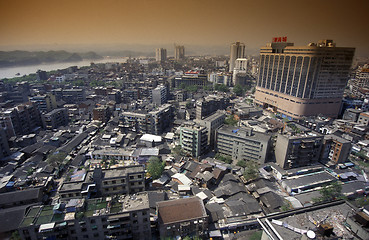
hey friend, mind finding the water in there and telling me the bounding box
[0,57,127,79]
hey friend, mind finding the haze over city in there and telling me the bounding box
[0,0,368,56]
[2,1,369,240]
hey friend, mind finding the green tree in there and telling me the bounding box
[10,231,21,240]
[47,152,67,167]
[243,161,259,181]
[313,181,343,203]
[233,84,244,96]
[224,115,238,126]
[236,160,247,168]
[214,84,229,92]
[147,156,165,179]
[172,145,184,157]
[215,153,233,164]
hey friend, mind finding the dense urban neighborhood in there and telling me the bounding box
[1,40,369,240]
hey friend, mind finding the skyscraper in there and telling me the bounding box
[174,45,185,60]
[155,48,167,62]
[254,39,355,119]
[229,41,246,72]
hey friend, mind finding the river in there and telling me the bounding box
[0,57,128,79]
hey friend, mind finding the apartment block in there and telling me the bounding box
[180,122,208,158]
[196,95,229,120]
[275,127,323,169]
[196,111,225,149]
[18,192,151,240]
[121,104,173,135]
[93,106,111,123]
[30,94,57,113]
[216,125,271,163]
[43,108,69,130]
[320,134,351,164]
[59,166,145,200]
[0,103,42,137]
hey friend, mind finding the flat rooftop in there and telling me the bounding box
[258,200,356,240]
[103,165,144,179]
[20,192,149,228]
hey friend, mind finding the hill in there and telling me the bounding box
[0,50,103,67]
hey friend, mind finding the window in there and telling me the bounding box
[112,180,116,184]
[130,176,134,179]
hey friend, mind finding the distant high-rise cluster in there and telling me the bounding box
[174,45,185,60]
[254,39,355,119]
[155,48,167,62]
[229,41,246,72]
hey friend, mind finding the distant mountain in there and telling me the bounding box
[0,50,103,67]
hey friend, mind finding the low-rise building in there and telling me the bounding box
[157,197,208,239]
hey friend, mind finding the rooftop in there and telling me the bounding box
[157,197,207,224]
[20,192,149,228]
[258,200,357,240]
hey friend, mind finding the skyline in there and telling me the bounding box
[0,0,368,56]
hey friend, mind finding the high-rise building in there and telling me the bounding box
[174,45,185,60]
[229,42,246,72]
[152,85,167,105]
[232,58,248,85]
[179,122,208,157]
[155,48,167,62]
[254,39,355,119]
[351,65,369,97]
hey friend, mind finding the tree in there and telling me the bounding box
[147,156,165,179]
[215,153,233,164]
[172,145,184,157]
[10,231,21,240]
[233,84,244,96]
[313,181,343,203]
[243,161,259,181]
[47,152,67,167]
[236,160,247,168]
[224,115,238,126]
[214,84,229,92]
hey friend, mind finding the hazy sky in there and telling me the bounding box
[0,0,368,56]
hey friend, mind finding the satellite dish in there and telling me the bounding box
[307,230,316,239]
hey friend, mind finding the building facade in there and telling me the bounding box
[155,48,167,62]
[43,108,69,130]
[93,106,111,123]
[196,111,225,149]
[157,197,208,239]
[180,122,208,158]
[174,45,185,60]
[196,95,229,120]
[216,125,271,163]
[18,192,151,240]
[254,39,355,119]
[275,130,323,169]
[229,42,246,72]
[152,85,167,105]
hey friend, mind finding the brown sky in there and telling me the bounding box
[0,0,368,55]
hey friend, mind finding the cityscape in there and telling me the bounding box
[0,1,369,240]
